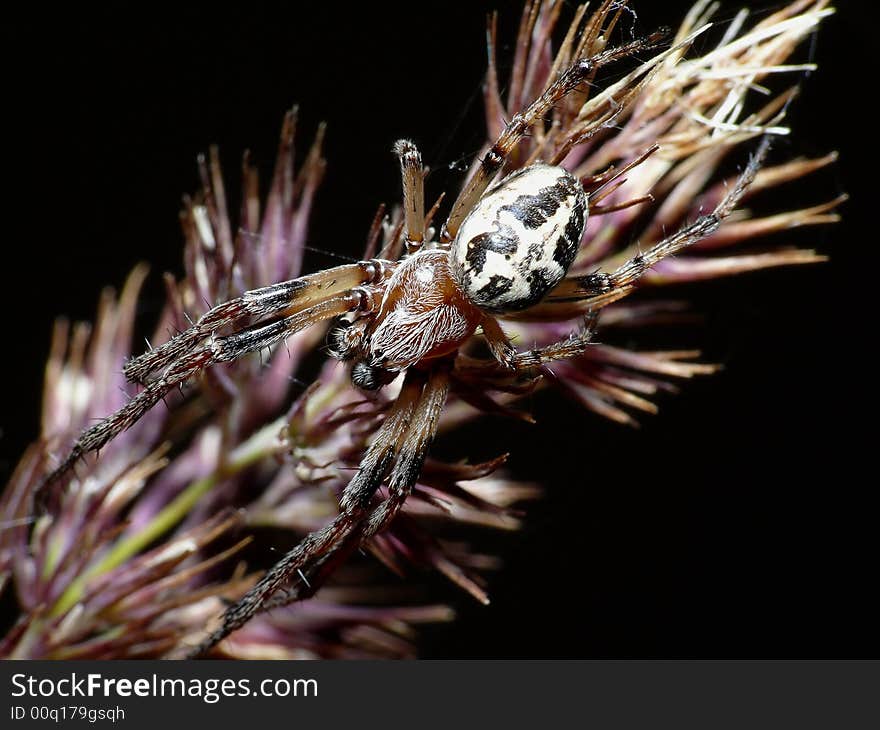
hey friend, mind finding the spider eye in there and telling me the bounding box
[351,360,397,391]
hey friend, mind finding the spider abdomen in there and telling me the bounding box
[450,164,587,313]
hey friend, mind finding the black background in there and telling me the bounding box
[1,1,874,658]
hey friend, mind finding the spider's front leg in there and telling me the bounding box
[394,139,426,254]
[35,261,396,507]
[35,290,368,508]
[124,260,391,383]
[188,361,452,657]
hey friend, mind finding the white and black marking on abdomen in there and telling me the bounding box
[450,164,587,313]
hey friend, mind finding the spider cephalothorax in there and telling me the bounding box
[35,27,774,657]
[333,247,483,391]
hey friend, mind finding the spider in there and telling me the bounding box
[36,29,770,657]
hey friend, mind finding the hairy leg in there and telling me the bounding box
[36,293,359,507]
[482,313,598,372]
[187,365,449,657]
[393,139,426,254]
[362,364,451,537]
[125,260,391,384]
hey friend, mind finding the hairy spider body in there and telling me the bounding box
[341,164,588,390]
[34,27,776,657]
[345,248,482,390]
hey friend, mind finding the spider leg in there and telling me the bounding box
[36,293,360,507]
[258,541,358,613]
[124,260,391,384]
[188,364,450,657]
[393,139,425,254]
[440,30,668,243]
[362,363,450,537]
[516,138,772,318]
[187,509,365,658]
[482,314,598,372]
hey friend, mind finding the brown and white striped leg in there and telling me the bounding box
[393,139,426,254]
[482,314,598,372]
[188,365,447,657]
[124,260,392,384]
[36,293,360,507]
[362,363,451,537]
